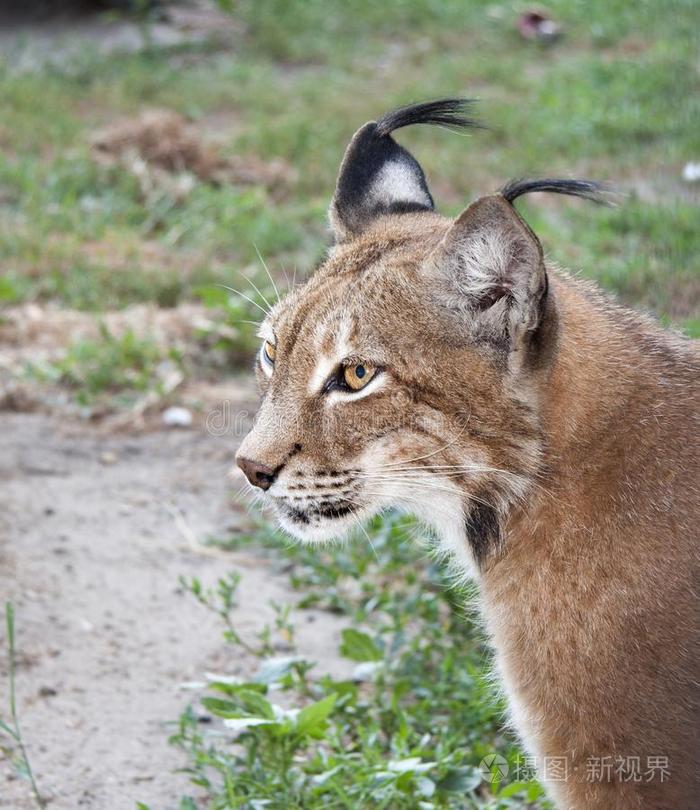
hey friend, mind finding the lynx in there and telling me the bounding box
[236,100,699,810]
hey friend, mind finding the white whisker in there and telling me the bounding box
[376,422,470,468]
[358,480,496,510]
[254,243,280,304]
[239,270,274,311]
[352,514,379,561]
[281,264,292,291]
[373,463,525,483]
[217,283,270,316]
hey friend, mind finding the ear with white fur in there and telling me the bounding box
[426,195,547,346]
[329,99,480,242]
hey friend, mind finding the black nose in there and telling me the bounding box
[237,457,277,490]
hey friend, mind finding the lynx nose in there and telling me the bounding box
[237,457,277,491]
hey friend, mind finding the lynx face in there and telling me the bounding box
[238,218,537,565]
[236,100,604,571]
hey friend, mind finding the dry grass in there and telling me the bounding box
[91,108,297,197]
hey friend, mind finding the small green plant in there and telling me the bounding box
[0,603,46,809]
[27,323,181,406]
[170,517,551,808]
[181,571,297,663]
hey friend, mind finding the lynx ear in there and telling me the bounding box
[427,178,611,345]
[427,195,547,344]
[329,99,480,242]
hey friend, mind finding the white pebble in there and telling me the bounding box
[681,162,700,182]
[162,406,193,428]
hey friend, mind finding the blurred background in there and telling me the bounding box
[0,2,698,809]
[0,0,697,421]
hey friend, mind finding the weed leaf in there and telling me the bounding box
[340,628,382,662]
[295,693,337,736]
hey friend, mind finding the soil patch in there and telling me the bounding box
[0,413,350,809]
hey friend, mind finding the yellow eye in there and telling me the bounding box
[263,340,276,364]
[343,363,376,391]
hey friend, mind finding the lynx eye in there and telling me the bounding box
[261,340,276,367]
[343,363,376,391]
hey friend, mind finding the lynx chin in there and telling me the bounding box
[236,99,699,810]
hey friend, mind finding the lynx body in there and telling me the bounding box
[236,100,699,810]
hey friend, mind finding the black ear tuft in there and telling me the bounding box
[330,98,480,241]
[375,98,482,137]
[501,177,615,206]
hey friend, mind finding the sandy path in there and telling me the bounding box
[0,413,348,809]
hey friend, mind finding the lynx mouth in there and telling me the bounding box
[277,498,358,525]
[271,493,381,544]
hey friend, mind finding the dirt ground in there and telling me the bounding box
[0,411,350,809]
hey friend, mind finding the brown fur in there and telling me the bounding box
[237,201,699,809]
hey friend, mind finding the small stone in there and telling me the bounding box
[100,451,118,465]
[681,162,700,183]
[162,406,193,428]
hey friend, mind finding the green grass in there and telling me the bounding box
[0,0,697,329]
[27,323,181,406]
[0,603,46,809]
[166,516,551,809]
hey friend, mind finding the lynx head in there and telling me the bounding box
[236,99,607,573]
